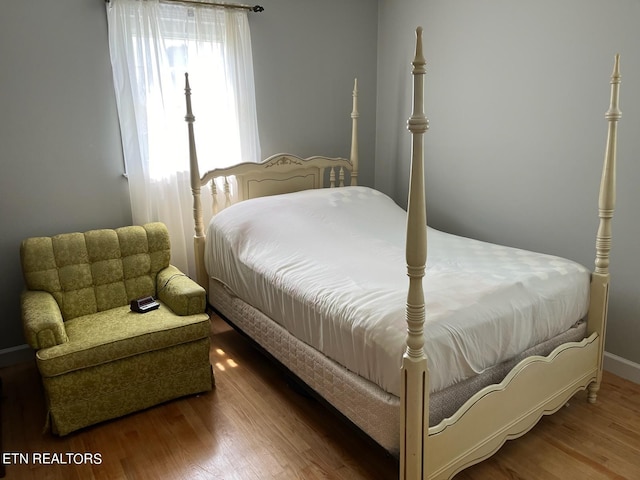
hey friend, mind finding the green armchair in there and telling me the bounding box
[20,222,213,435]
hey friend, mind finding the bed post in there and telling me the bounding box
[587,55,621,403]
[184,73,208,290]
[350,78,359,186]
[400,27,429,480]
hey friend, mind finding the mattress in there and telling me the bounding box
[205,186,590,397]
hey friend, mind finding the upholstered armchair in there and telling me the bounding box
[20,222,213,435]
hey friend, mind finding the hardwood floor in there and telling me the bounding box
[1,314,639,480]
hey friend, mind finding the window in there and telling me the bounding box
[107,0,260,275]
[142,34,243,180]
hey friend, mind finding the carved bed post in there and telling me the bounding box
[211,179,219,215]
[184,73,208,290]
[587,54,621,403]
[400,27,429,480]
[350,78,359,186]
[223,177,232,209]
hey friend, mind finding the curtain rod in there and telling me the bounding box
[105,0,264,12]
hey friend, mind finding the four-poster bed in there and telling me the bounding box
[183,28,621,479]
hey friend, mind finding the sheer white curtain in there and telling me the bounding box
[106,0,260,277]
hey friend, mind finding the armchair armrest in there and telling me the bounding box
[156,265,206,316]
[21,290,68,350]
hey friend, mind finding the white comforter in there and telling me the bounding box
[205,186,590,396]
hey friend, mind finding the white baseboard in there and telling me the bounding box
[0,344,34,368]
[604,351,640,384]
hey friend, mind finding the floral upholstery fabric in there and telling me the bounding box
[36,303,210,377]
[19,222,213,435]
[43,340,212,436]
[21,290,68,350]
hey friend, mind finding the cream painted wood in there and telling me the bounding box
[426,335,599,479]
[401,26,429,480]
[351,78,360,186]
[185,31,621,480]
[200,153,352,200]
[587,54,621,403]
[184,73,208,289]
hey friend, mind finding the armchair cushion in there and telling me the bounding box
[36,303,209,378]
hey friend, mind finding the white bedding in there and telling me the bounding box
[205,186,590,396]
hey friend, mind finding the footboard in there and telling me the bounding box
[426,334,600,479]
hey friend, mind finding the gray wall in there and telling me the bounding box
[0,1,131,360]
[377,0,640,363]
[0,0,378,361]
[250,0,378,188]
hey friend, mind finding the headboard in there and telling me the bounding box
[184,75,360,288]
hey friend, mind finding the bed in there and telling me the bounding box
[183,28,621,479]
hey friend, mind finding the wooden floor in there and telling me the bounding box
[1,314,639,480]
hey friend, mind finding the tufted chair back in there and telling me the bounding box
[20,222,171,321]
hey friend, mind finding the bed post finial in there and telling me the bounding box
[413,27,425,72]
[401,26,429,480]
[184,73,208,289]
[594,53,621,275]
[594,54,621,277]
[350,77,359,186]
[587,54,621,404]
[184,73,203,236]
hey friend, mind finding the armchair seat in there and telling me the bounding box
[20,223,213,435]
[36,304,209,377]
